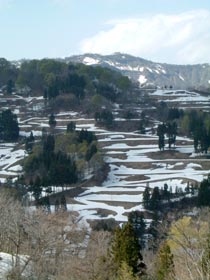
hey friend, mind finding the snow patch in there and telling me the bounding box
[147,67,153,73]
[179,74,185,81]
[83,57,100,65]
[138,75,147,85]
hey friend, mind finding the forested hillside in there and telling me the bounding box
[0,58,133,114]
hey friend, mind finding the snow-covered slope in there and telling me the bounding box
[66,53,210,89]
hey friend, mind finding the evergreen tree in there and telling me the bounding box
[25,131,35,152]
[143,186,151,209]
[150,187,161,210]
[128,211,146,236]
[148,212,160,241]
[43,134,55,154]
[85,143,97,161]
[95,109,114,127]
[128,211,146,248]
[67,121,76,133]
[139,120,146,134]
[0,109,19,141]
[157,123,166,151]
[48,113,56,130]
[111,222,145,276]
[156,241,175,280]
[60,194,67,211]
[54,198,60,212]
[6,79,14,94]
[163,183,170,201]
[198,175,210,207]
[166,121,177,149]
[31,176,42,204]
[42,196,51,213]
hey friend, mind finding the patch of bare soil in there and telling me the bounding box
[106,154,127,160]
[114,162,153,169]
[50,187,86,203]
[199,161,210,169]
[122,174,149,181]
[147,150,190,160]
[90,201,140,209]
[93,191,142,195]
[88,208,117,217]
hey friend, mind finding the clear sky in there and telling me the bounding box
[1,0,210,64]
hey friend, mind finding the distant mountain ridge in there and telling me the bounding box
[64,53,210,90]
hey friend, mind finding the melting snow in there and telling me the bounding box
[138,75,147,84]
[179,74,185,81]
[147,67,153,73]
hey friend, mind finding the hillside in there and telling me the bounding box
[1,59,210,279]
[65,53,210,90]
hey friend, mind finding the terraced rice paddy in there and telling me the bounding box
[1,89,210,223]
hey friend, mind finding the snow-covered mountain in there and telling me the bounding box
[65,53,210,89]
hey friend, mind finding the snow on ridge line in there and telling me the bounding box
[83,57,100,65]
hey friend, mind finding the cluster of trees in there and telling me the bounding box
[22,124,100,203]
[25,131,35,152]
[42,62,131,110]
[0,58,17,90]
[142,183,197,211]
[138,111,149,134]
[156,102,183,123]
[157,122,177,150]
[0,109,19,141]
[180,110,210,153]
[156,103,210,154]
[94,109,114,127]
[126,202,210,280]
[0,58,132,108]
[44,72,86,101]
[24,134,78,204]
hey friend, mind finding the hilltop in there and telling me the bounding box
[64,52,210,90]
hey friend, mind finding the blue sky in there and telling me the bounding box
[1,0,210,64]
